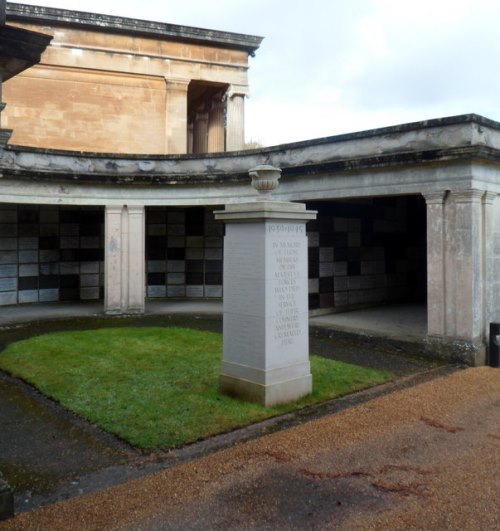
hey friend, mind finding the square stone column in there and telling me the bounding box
[225,86,247,151]
[215,168,316,406]
[104,205,145,314]
[483,192,499,341]
[424,189,490,364]
[424,191,447,337]
[164,77,189,154]
[446,190,484,341]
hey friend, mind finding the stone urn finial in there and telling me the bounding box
[249,165,281,196]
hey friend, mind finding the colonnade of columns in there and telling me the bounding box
[102,190,499,365]
[190,95,230,154]
[164,77,247,154]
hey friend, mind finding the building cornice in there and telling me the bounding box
[6,3,263,56]
[3,142,500,186]
[0,22,52,80]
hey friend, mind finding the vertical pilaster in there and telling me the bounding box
[449,190,485,340]
[207,100,225,153]
[483,192,498,338]
[164,77,189,154]
[423,191,447,337]
[192,111,208,153]
[226,87,246,151]
[105,205,124,314]
[105,205,145,314]
[0,74,4,131]
[425,189,490,364]
[127,205,146,312]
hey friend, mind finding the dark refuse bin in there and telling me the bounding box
[0,472,14,520]
[489,323,500,367]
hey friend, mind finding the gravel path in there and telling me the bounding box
[1,366,498,530]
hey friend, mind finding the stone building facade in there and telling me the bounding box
[2,3,261,154]
[1,5,500,367]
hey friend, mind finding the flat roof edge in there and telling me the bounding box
[255,114,500,152]
[6,3,264,55]
[5,113,496,160]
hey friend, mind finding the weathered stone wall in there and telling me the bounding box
[4,68,168,153]
[3,18,251,154]
[306,196,427,311]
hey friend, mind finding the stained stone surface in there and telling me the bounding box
[216,201,316,406]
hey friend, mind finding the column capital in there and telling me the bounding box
[422,191,447,205]
[210,99,225,111]
[483,191,498,205]
[105,205,124,215]
[164,77,190,90]
[450,189,485,203]
[226,84,249,99]
[127,205,145,215]
[195,111,209,123]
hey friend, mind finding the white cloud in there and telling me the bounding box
[10,0,500,146]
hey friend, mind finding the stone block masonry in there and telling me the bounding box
[0,200,425,310]
[0,204,104,306]
[146,207,223,299]
[306,196,427,311]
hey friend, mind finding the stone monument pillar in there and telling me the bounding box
[214,166,317,406]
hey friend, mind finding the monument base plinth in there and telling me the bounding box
[219,373,312,407]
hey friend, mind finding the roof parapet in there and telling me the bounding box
[6,2,263,56]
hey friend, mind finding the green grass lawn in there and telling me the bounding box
[0,327,392,450]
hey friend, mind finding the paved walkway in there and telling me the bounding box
[1,367,498,530]
[0,300,427,340]
[0,301,430,372]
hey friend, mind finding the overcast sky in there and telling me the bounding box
[11,0,500,146]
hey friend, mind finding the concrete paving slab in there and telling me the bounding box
[0,301,427,343]
[310,303,427,340]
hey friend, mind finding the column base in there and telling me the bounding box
[219,373,312,407]
[105,308,145,316]
[425,335,486,366]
